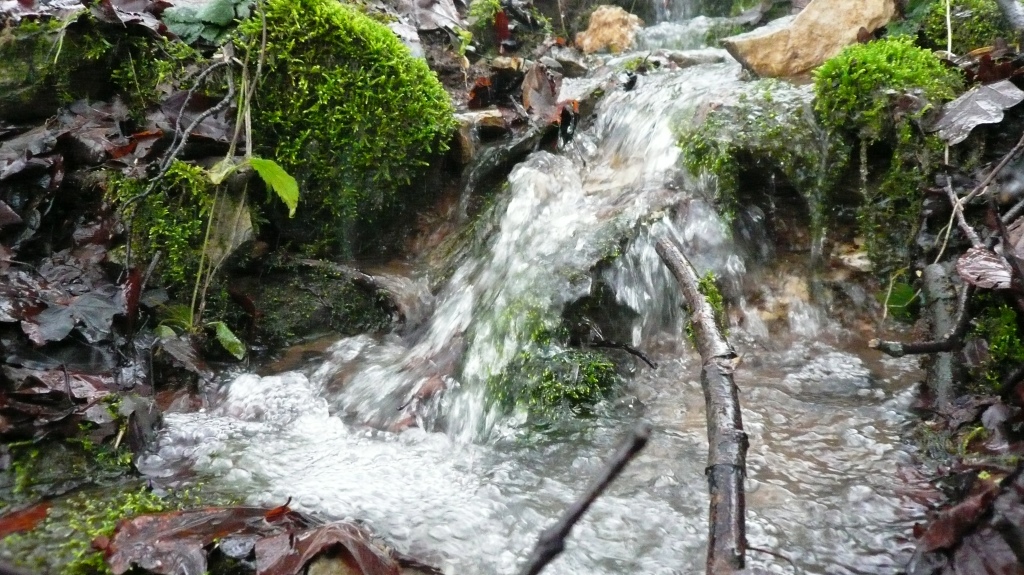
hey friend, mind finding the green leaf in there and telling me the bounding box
[154,325,177,339]
[249,157,299,217]
[210,321,246,359]
[196,0,237,26]
[879,282,918,322]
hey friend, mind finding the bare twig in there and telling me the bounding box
[1002,196,1024,224]
[945,176,983,247]
[962,130,1024,204]
[870,284,974,357]
[591,339,658,368]
[656,238,747,575]
[121,59,235,212]
[518,423,652,575]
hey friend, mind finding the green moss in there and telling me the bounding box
[487,307,619,420]
[469,0,503,32]
[0,485,177,574]
[685,271,727,344]
[109,35,203,115]
[110,161,212,292]
[0,15,109,120]
[248,267,392,345]
[241,0,456,255]
[814,37,961,277]
[678,80,844,222]
[813,36,961,141]
[970,298,1024,389]
[922,0,1014,54]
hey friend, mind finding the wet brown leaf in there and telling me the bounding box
[916,482,998,553]
[106,503,404,575]
[956,247,1013,290]
[0,501,51,538]
[931,80,1024,146]
[255,523,400,575]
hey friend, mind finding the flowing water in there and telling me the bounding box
[140,15,932,575]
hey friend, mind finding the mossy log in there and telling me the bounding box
[655,237,748,575]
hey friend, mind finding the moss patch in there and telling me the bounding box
[813,36,962,276]
[969,296,1024,390]
[922,0,1014,54]
[242,0,456,255]
[487,307,619,421]
[678,79,843,224]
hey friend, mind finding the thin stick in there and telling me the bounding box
[962,130,1024,204]
[518,423,652,575]
[945,176,983,247]
[870,284,974,357]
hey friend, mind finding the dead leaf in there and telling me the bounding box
[956,246,1013,289]
[255,523,400,575]
[932,80,1024,145]
[107,504,407,575]
[521,62,561,121]
[0,501,51,538]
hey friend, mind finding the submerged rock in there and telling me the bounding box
[721,0,896,78]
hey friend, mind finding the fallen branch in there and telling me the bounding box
[869,283,973,357]
[963,129,1024,204]
[518,423,652,575]
[655,238,748,575]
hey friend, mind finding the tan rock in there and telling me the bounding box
[453,109,508,164]
[722,0,895,78]
[575,5,643,55]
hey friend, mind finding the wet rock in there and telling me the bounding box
[547,45,589,77]
[721,0,896,78]
[658,48,730,68]
[575,5,643,54]
[454,109,510,164]
[387,0,459,31]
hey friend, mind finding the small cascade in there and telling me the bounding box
[140,17,929,575]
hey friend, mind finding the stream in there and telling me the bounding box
[139,10,931,575]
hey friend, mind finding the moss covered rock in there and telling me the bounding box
[922,0,1014,54]
[0,15,110,122]
[242,0,457,255]
[813,36,962,276]
[678,79,844,225]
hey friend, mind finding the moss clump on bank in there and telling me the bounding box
[242,0,456,255]
[0,15,111,121]
[110,161,212,290]
[814,36,962,277]
[969,297,1024,390]
[922,0,1014,54]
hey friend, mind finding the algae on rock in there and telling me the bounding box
[677,79,844,238]
[242,0,457,255]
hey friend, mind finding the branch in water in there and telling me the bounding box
[591,339,658,368]
[518,422,652,575]
[655,237,748,575]
[869,284,973,357]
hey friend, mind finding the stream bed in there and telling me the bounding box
[140,19,931,575]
